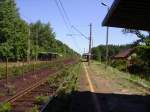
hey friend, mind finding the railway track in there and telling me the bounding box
[10,77,58,112]
[0,58,78,112]
[6,71,60,104]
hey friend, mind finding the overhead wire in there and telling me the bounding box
[56,0,82,52]
[54,0,71,31]
[71,25,89,40]
[58,0,72,27]
[57,0,88,41]
[54,0,85,53]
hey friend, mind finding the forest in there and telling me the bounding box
[0,0,76,62]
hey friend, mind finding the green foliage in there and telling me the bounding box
[0,103,11,112]
[0,61,55,79]
[35,95,49,105]
[122,29,150,77]
[44,63,81,112]
[92,44,132,61]
[136,45,150,66]
[48,63,81,94]
[29,21,77,58]
[111,60,127,71]
[28,106,39,112]
[12,66,22,76]
[91,47,101,61]
[57,64,81,94]
[30,21,55,55]
[0,0,78,61]
[0,0,28,60]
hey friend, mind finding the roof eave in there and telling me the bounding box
[102,0,121,26]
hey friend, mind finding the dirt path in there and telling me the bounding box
[71,62,150,112]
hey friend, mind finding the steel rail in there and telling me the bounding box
[5,60,78,104]
[5,70,61,104]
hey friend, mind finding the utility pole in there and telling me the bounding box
[36,29,38,62]
[88,23,92,66]
[101,2,110,69]
[105,26,109,69]
[84,48,86,53]
[69,25,92,65]
[27,27,31,64]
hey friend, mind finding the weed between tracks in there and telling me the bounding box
[27,62,80,112]
[35,95,49,105]
[0,103,11,112]
[27,62,81,112]
[0,59,77,112]
[42,63,81,112]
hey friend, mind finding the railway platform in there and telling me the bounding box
[70,62,150,112]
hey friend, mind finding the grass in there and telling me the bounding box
[0,103,11,112]
[0,59,78,112]
[43,63,81,112]
[28,105,39,112]
[25,62,81,112]
[35,95,49,105]
[47,63,81,93]
[57,63,81,93]
[90,61,150,93]
[0,60,60,79]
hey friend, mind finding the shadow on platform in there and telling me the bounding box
[43,91,150,112]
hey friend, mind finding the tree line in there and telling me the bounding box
[91,44,132,61]
[0,0,76,61]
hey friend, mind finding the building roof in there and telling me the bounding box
[113,48,135,59]
[102,0,150,31]
[38,52,59,55]
[82,53,91,56]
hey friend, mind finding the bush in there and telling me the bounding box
[128,64,143,74]
[11,66,21,76]
[28,106,39,112]
[0,103,11,112]
[111,60,127,71]
[35,95,49,105]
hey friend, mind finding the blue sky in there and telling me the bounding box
[16,0,138,54]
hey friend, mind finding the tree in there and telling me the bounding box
[0,0,19,42]
[91,44,131,61]
[122,29,150,75]
[0,0,78,61]
[122,29,149,45]
[91,47,101,61]
[0,0,28,61]
[30,21,56,54]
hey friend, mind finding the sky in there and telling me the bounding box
[16,0,138,54]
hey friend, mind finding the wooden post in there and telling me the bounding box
[27,28,31,64]
[22,59,25,80]
[5,57,10,94]
[6,57,8,86]
[33,58,36,78]
[126,59,128,72]
[88,24,92,66]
